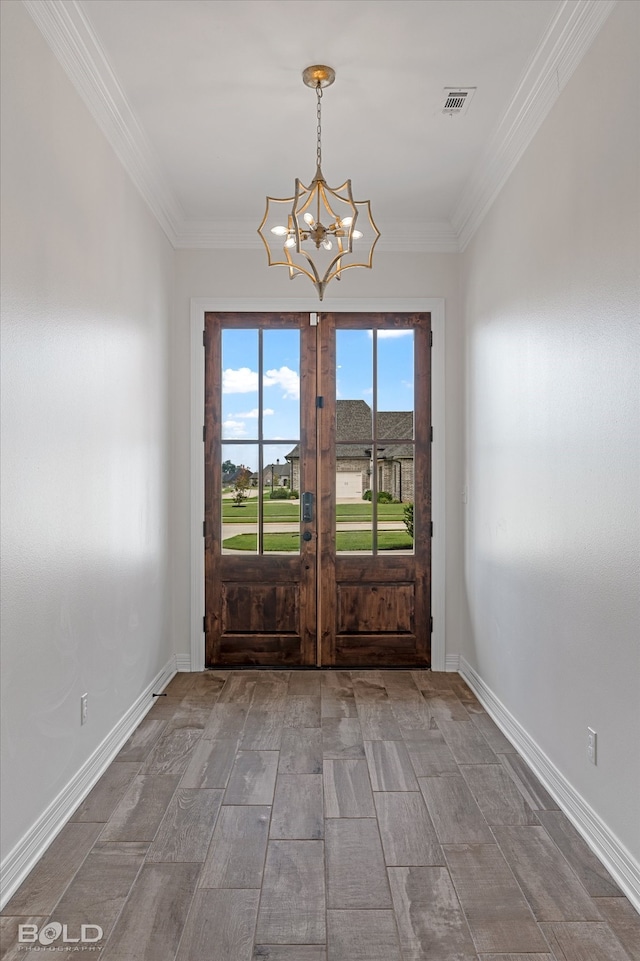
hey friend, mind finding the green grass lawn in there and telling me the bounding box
[223,501,299,522]
[222,531,413,551]
[222,500,407,523]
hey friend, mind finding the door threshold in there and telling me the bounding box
[206,664,433,671]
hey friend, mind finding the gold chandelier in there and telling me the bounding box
[258,65,380,301]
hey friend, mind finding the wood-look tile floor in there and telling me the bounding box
[2,670,639,961]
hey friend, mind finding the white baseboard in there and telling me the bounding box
[0,656,177,909]
[445,654,460,672]
[175,654,192,672]
[459,657,640,913]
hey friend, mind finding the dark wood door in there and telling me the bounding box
[318,313,431,666]
[204,312,317,666]
[204,311,431,668]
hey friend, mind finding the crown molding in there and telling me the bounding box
[22,0,183,246]
[452,0,617,251]
[175,220,460,253]
[377,222,460,254]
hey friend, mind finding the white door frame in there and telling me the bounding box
[189,297,446,671]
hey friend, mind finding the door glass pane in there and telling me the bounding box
[336,330,373,442]
[262,329,301,439]
[336,444,372,554]
[377,329,414,440]
[263,443,300,554]
[377,456,414,554]
[222,329,259,440]
[221,444,258,554]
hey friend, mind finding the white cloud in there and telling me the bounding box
[234,408,274,419]
[362,387,373,396]
[368,329,413,339]
[264,366,300,399]
[222,367,258,394]
[222,419,247,438]
[223,365,299,400]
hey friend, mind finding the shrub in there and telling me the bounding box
[403,503,414,539]
[269,487,298,500]
[363,489,394,503]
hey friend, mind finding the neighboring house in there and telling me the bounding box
[223,466,256,487]
[263,459,291,488]
[286,400,414,502]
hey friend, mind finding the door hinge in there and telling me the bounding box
[430,521,434,537]
[316,396,324,408]
[310,312,318,326]
[203,616,206,633]
[429,330,433,347]
[202,330,206,346]
[202,425,206,442]
[203,520,206,537]
[430,616,434,633]
[430,426,433,442]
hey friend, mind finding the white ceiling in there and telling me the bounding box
[26,0,615,249]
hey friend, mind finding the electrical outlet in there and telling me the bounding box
[587,727,597,765]
[81,693,88,726]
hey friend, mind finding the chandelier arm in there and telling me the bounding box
[296,246,323,287]
[323,259,376,285]
[283,252,319,285]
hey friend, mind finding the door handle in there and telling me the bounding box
[302,491,314,523]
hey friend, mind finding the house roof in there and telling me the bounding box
[223,466,253,483]
[263,462,291,476]
[286,401,413,460]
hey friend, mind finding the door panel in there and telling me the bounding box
[319,313,431,667]
[204,313,316,666]
[204,310,431,668]
[337,583,414,633]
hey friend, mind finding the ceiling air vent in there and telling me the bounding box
[442,87,476,116]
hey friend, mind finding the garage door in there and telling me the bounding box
[336,471,362,498]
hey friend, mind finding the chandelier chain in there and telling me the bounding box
[316,83,323,169]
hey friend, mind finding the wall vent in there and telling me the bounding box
[442,87,476,116]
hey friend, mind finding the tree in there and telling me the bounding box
[232,467,251,507]
[222,459,237,475]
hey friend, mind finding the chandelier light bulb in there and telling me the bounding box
[270,225,288,236]
[352,230,363,239]
[303,212,315,226]
[284,236,297,248]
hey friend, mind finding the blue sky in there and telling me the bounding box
[221,328,413,471]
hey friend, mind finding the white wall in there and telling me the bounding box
[0,0,174,867]
[460,0,639,867]
[172,248,465,664]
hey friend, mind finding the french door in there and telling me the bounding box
[204,311,431,667]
